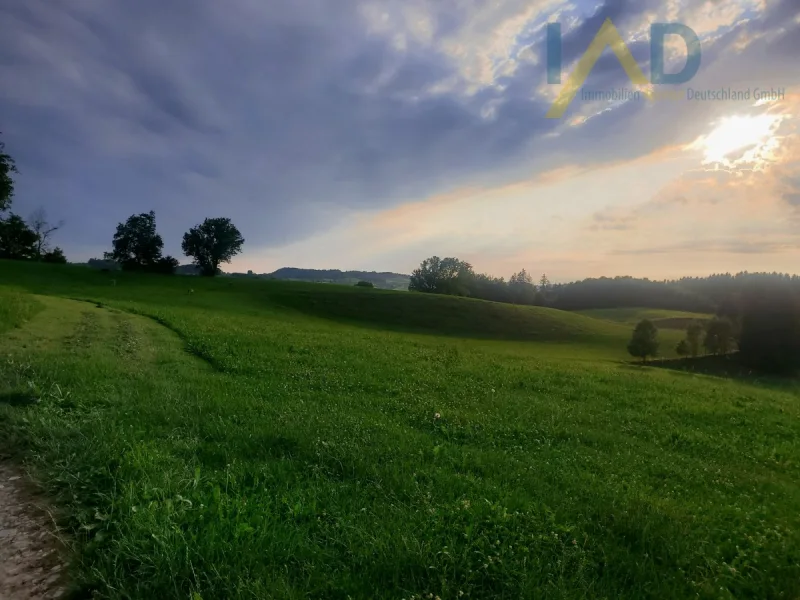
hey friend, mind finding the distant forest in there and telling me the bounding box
[408,256,800,316]
[408,257,800,374]
[230,267,411,291]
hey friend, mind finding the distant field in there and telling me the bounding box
[0,261,798,599]
[577,307,712,330]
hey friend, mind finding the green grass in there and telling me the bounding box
[0,261,798,599]
[577,308,712,331]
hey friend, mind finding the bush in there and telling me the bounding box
[355,281,375,288]
[42,247,67,264]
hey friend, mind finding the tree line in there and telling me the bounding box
[409,256,552,306]
[627,316,737,363]
[627,283,800,374]
[411,255,800,375]
[0,134,244,276]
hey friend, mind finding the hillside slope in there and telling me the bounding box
[2,261,633,347]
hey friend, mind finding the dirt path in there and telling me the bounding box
[0,461,67,600]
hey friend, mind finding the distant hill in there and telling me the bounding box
[261,267,410,290]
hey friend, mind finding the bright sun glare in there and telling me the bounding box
[699,114,782,169]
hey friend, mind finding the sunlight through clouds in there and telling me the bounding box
[695,113,785,170]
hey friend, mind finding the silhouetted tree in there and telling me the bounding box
[675,339,690,358]
[686,321,704,358]
[703,317,734,356]
[106,211,166,271]
[153,255,179,275]
[182,217,245,277]
[739,283,800,374]
[42,247,67,264]
[0,134,17,212]
[0,214,38,260]
[355,280,375,288]
[28,207,64,259]
[628,319,659,364]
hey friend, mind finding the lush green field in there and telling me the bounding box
[577,308,712,331]
[0,261,798,599]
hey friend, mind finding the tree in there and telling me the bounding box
[28,208,64,258]
[107,211,165,271]
[686,321,704,358]
[703,317,734,356]
[675,339,690,358]
[42,247,67,264]
[509,269,537,305]
[182,217,245,277]
[0,214,38,260]
[355,280,375,288]
[627,319,659,364]
[153,255,179,275]
[738,283,800,374]
[0,134,17,212]
[409,256,474,296]
[539,273,551,291]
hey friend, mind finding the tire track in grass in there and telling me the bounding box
[0,295,213,598]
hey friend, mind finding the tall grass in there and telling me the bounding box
[0,261,798,599]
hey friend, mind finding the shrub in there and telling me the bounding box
[355,281,375,288]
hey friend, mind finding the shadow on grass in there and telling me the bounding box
[637,354,799,390]
[0,390,39,407]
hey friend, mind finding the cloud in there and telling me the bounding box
[1,0,799,274]
[612,238,797,255]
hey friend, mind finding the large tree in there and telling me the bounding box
[0,134,17,212]
[182,217,245,276]
[627,319,659,364]
[106,211,166,271]
[409,256,475,296]
[0,214,38,260]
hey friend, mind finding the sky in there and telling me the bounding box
[1,0,799,281]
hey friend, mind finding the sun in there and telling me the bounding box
[696,114,783,169]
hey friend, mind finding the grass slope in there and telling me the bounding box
[577,308,712,330]
[0,261,799,599]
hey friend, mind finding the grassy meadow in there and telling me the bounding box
[576,308,712,330]
[0,261,798,599]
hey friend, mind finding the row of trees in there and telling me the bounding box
[0,135,244,276]
[408,256,552,306]
[104,211,245,276]
[0,136,67,263]
[629,282,800,374]
[409,257,800,375]
[629,317,737,364]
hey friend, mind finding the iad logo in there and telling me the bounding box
[546,19,701,118]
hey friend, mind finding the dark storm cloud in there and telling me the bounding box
[0,0,797,260]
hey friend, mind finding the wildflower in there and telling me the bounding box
[434,412,441,420]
